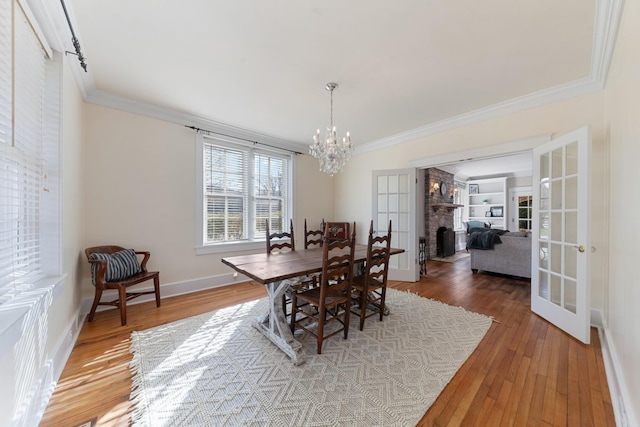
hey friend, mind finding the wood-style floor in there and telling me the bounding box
[40,258,616,427]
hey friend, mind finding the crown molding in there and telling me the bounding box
[32,0,623,157]
[356,0,624,155]
[85,90,308,153]
[409,133,551,169]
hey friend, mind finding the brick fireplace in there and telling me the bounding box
[423,168,459,259]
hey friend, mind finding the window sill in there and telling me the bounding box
[0,274,66,360]
[195,241,265,255]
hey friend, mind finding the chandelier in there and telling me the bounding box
[310,82,353,176]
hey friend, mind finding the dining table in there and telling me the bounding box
[221,244,404,365]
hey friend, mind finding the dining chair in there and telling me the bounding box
[290,222,356,354]
[266,218,295,254]
[324,221,350,242]
[266,218,313,318]
[304,218,325,249]
[351,219,392,331]
[85,245,161,326]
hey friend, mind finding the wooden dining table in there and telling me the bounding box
[222,245,404,365]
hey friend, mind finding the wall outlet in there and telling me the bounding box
[233,272,238,279]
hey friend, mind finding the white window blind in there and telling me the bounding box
[201,136,291,247]
[0,0,48,304]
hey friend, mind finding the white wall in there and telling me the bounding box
[334,91,608,311]
[604,0,640,423]
[81,104,335,300]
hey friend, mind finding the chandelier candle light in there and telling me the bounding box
[310,82,353,176]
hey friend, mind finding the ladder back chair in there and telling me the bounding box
[85,245,160,326]
[291,222,357,354]
[304,218,325,249]
[266,219,313,318]
[324,221,350,242]
[351,219,392,331]
[266,218,295,254]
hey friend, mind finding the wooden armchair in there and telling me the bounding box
[85,245,160,326]
[351,220,392,331]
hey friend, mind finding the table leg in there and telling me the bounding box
[253,280,306,365]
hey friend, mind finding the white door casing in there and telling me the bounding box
[531,126,591,344]
[372,169,419,282]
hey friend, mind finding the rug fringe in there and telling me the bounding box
[392,288,494,322]
[129,335,146,426]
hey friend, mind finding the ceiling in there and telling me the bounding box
[64,0,615,155]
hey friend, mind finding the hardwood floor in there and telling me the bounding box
[40,258,616,426]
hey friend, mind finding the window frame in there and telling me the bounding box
[0,0,62,308]
[194,133,293,255]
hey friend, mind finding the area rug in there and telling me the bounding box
[431,251,470,263]
[129,288,492,426]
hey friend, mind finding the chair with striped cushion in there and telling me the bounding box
[85,245,160,326]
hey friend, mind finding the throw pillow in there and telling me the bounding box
[466,220,489,232]
[90,249,142,284]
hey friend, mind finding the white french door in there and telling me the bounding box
[372,169,418,282]
[531,126,591,344]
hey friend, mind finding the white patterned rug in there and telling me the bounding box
[129,289,492,427]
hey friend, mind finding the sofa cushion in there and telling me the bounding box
[90,249,142,284]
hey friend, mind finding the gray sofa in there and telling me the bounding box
[469,231,532,278]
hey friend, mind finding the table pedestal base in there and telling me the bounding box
[253,280,306,365]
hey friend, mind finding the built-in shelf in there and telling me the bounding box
[467,177,507,229]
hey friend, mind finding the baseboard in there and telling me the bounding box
[81,272,249,314]
[598,323,637,427]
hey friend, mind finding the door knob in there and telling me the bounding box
[576,245,585,253]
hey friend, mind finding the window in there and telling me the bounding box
[518,195,533,231]
[0,0,60,305]
[453,180,465,230]
[197,134,292,253]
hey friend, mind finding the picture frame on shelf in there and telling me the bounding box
[469,184,479,194]
[490,206,503,217]
[485,211,492,217]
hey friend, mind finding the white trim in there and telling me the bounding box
[0,275,66,360]
[356,0,623,154]
[17,0,52,58]
[409,134,551,169]
[28,0,623,157]
[88,89,306,154]
[195,241,265,255]
[599,322,637,427]
[80,273,251,314]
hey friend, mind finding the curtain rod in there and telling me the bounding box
[60,0,87,72]
[185,125,303,155]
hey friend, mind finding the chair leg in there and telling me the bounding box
[282,294,288,318]
[88,287,103,322]
[154,274,161,307]
[359,292,366,331]
[379,287,386,322]
[118,286,127,326]
[289,293,298,333]
[343,300,351,340]
[317,307,326,354]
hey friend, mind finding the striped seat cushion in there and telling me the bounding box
[90,249,142,284]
